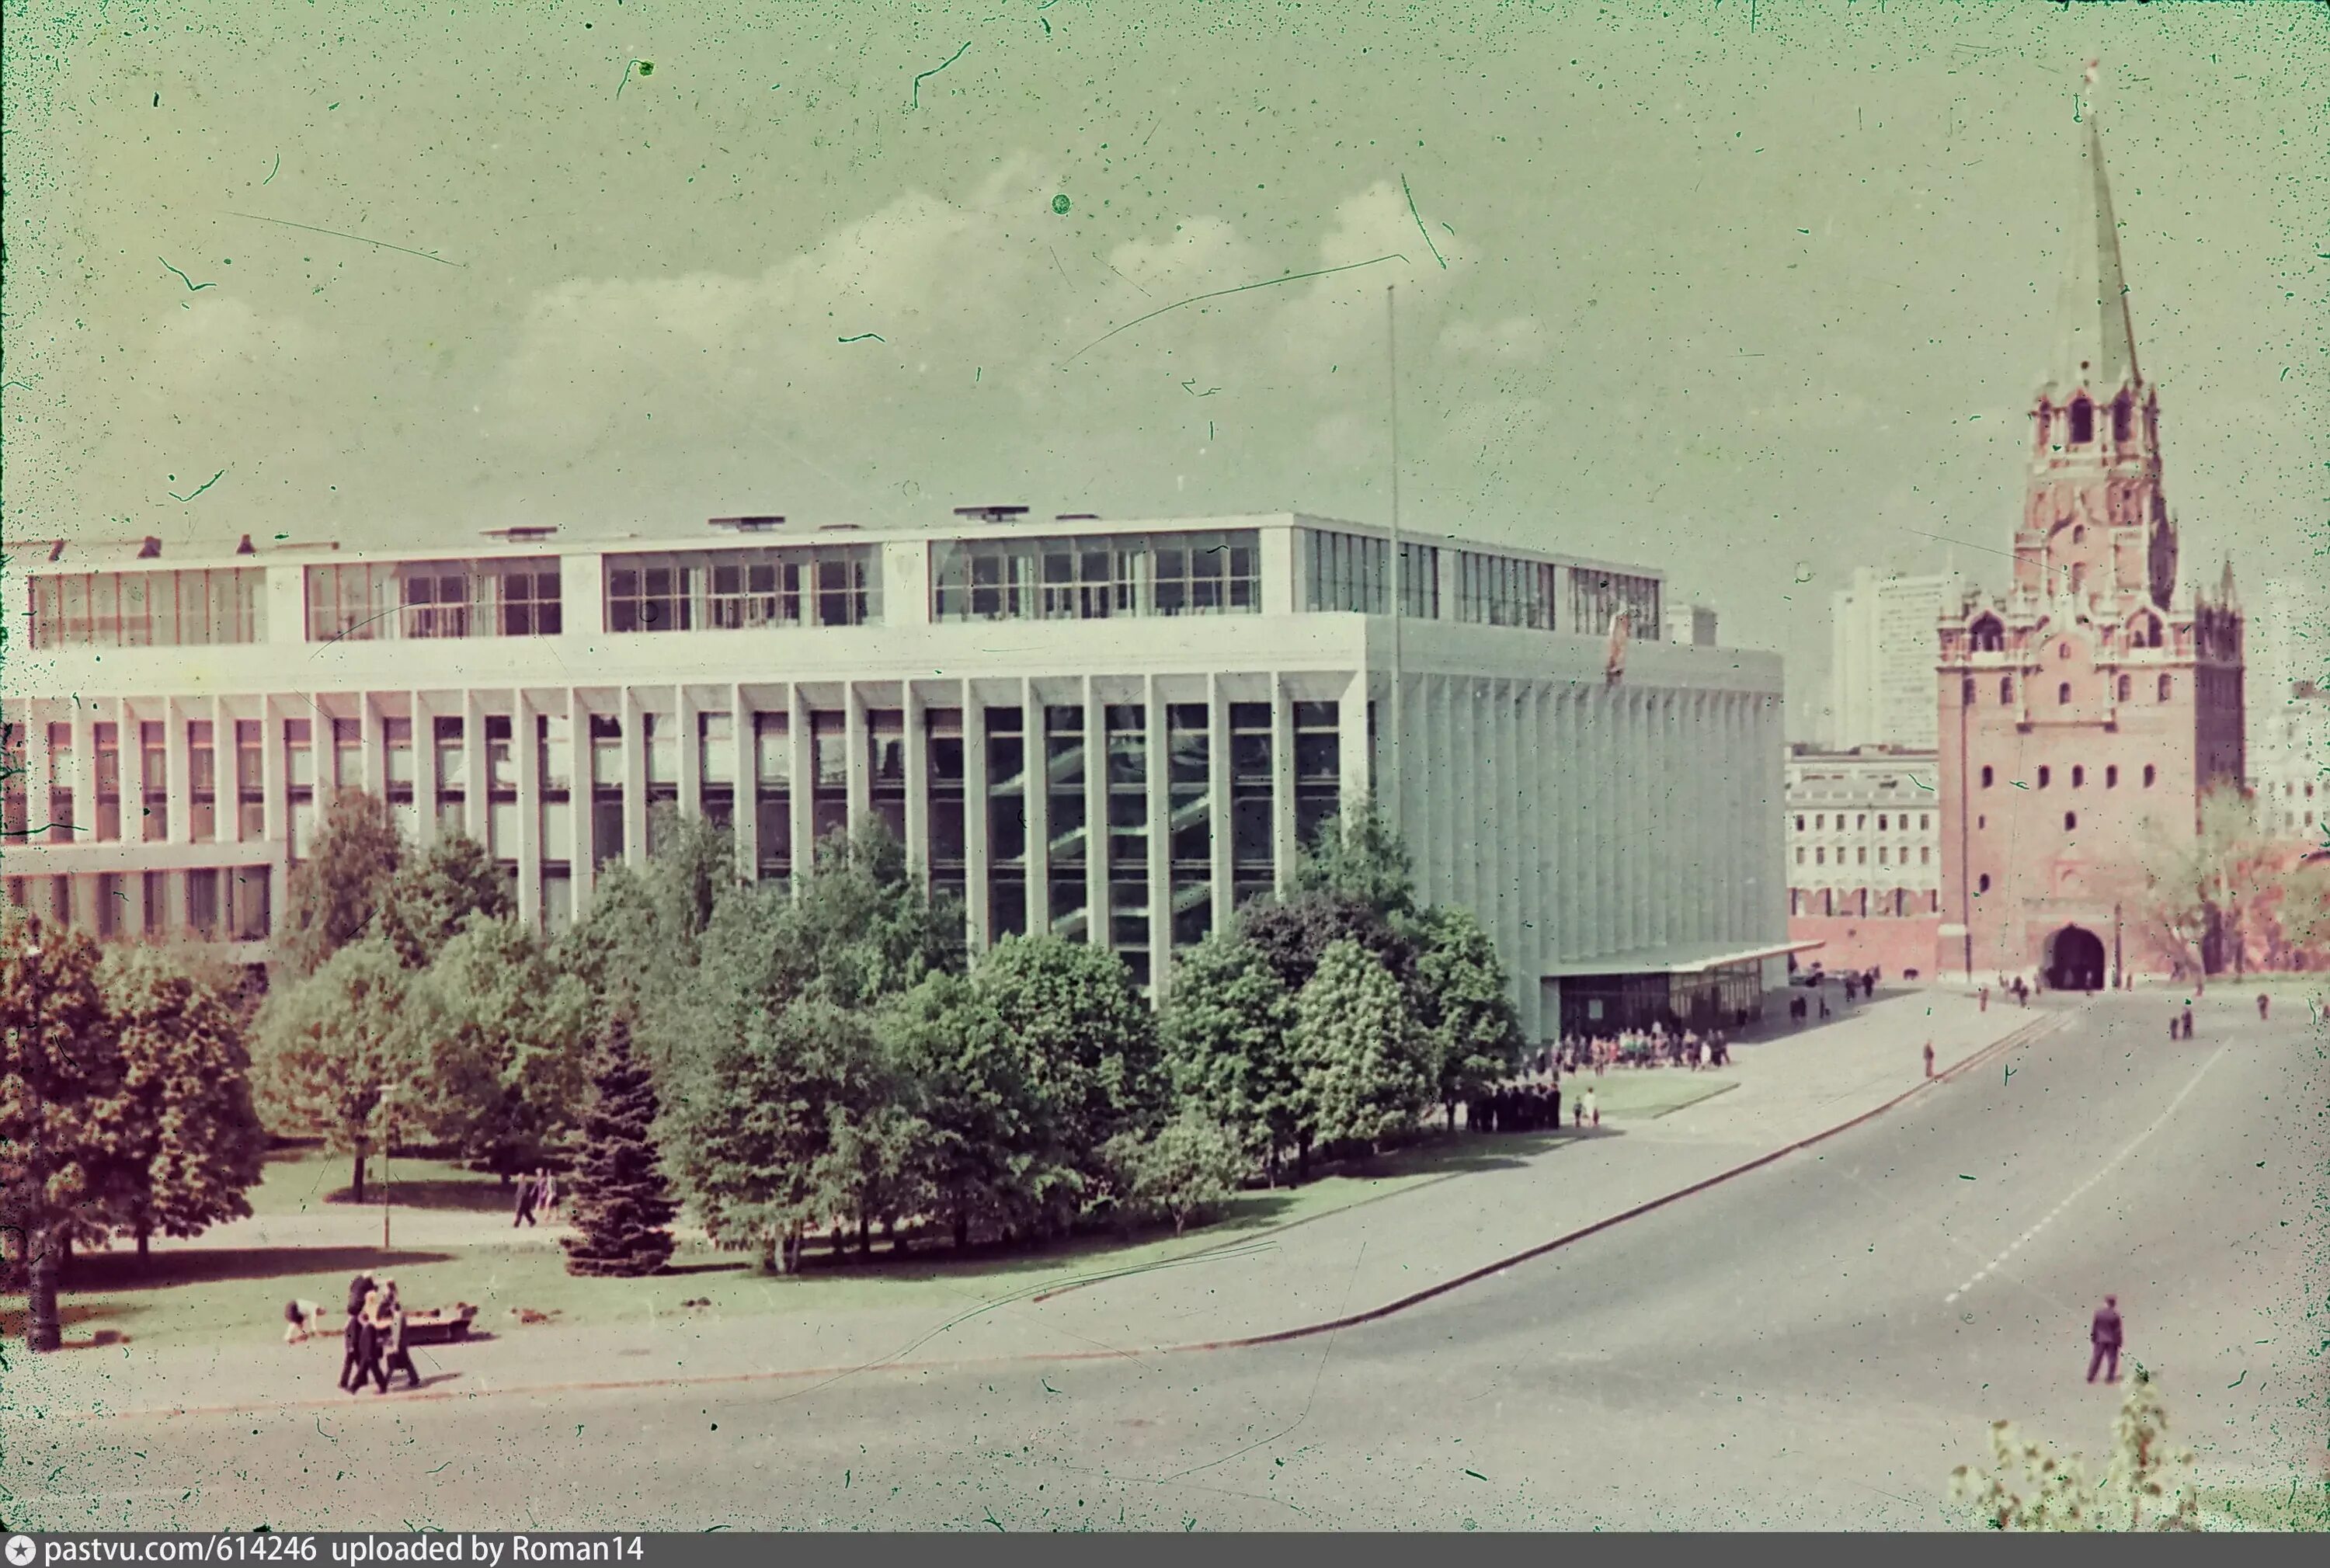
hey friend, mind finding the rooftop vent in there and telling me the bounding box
[709,516,787,533]
[235,535,257,556]
[138,537,163,559]
[820,523,863,533]
[483,525,560,542]
[1055,513,1101,522]
[953,505,1031,523]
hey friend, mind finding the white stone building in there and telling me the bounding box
[1784,746,1943,915]
[1827,567,1966,751]
[3,508,1793,1038]
[2246,575,2328,840]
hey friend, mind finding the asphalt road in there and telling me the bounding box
[9,990,2322,1531]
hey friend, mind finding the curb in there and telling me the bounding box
[32,1011,2070,1424]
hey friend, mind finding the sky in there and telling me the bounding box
[4,0,2324,737]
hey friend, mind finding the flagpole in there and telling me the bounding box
[1386,284,1403,834]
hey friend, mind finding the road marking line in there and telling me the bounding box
[1942,1043,2228,1306]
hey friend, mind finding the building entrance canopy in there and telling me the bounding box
[1546,939,1823,1038]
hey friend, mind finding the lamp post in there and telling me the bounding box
[2113,901,2123,990]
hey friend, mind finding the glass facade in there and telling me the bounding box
[926,708,969,917]
[603,545,880,633]
[1456,551,1558,630]
[306,558,562,641]
[30,569,266,649]
[1167,704,1212,951]
[1045,705,1089,941]
[981,708,1024,937]
[1229,701,1274,907]
[1566,567,1663,639]
[930,530,1261,622]
[1105,704,1149,986]
[1302,529,1439,618]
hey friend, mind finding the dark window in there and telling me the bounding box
[2143,763,2156,788]
[2112,396,2134,443]
[1980,765,1994,788]
[1962,677,1977,705]
[2071,766,2085,788]
[1970,618,2005,653]
[2117,674,2131,701]
[1977,873,1991,894]
[2058,682,2071,705]
[2069,398,2094,444]
[2000,677,2014,705]
[2158,674,2172,702]
[2106,764,2119,788]
[2064,812,2078,832]
[2037,766,2050,789]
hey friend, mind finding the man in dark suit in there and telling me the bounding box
[2088,1295,2123,1384]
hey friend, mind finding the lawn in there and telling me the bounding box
[14,1129,1570,1355]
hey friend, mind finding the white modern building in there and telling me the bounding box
[1784,746,1943,914]
[2246,575,2328,840]
[1828,566,1967,751]
[2,508,1792,1038]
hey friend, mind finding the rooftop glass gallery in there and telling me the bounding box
[24,521,1664,649]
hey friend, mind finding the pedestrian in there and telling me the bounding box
[1699,1038,1711,1071]
[2256,993,2269,1022]
[2087,1295,2124,1385]
[2167,1012,2178,1041]
[1818,997,1830,1020]
[283,1298,324,1346]
[1845,976,1858,1004]
[538,1169,558,1220]
[1582,1086,1598,1129]
[513,1170,540,1228]
[345,1271,375,1319]
[1549,1080,1562,1129]
[1922,1040,1935,1080]
[377,1281,420,1392]
[336,1296,367,1391]
[1980,986,1989,1013]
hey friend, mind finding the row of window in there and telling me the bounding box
[603,548,881,634]
[1963,673,2180,707]
[1798,845,1932,867]
[1965,617,2167,655]
[2038,391,2147,449]
[1977,762,2156,791]
[1455,550,1558,631]
[28,568,267,649]
[307,559,564,642]
[1302,530,1441,618]
[929,532,1261,622]
[1790,888,1942,918]
[1793,812,1934,833]
[4,868,270,943]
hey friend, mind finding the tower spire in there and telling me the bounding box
[2047,61,2142,396]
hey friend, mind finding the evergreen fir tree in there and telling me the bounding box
[560,1013,679,1278]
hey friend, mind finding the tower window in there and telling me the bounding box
[1980,765,1994,788]
[2071,525,2085,546]
[1977,815,1986,829]
[1963,677,1976,705]
[2071,766,2085,788]
[2058,682,2072,705]
[2113,396,2134,443]
[2037,766,2051,788]
[2000,677,2014,706]
[2158,674,2172,702]
[1977,874,1991,895]
[2057,641,2071,660]
[2106,764,2119,787]
[1970,617,2005,653]
[1878,815,1889,831]
[1795,815,1805,831]
[2069,397,2094,444]
[2143,763,2156,787]
[2064,811,2078,832]
[2118,675,2131,701]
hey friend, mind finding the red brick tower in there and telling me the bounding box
[1935,108,2246,987]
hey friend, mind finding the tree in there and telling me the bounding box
[1104,1107,1251,1237]
[377,829,514,969]
[974,934,1163,1226]
[250,936,425,1202]
[2134,786,2278,984]
[559,1013,680,1278]
[1293,799,1417,920]
[1405,906,1526,1129]
[278,790,405,976]
[1,916,128,1351]
[97,946,268,1258]
[1291,939,1433,1171]
[421,916,594,1178]
[1160,932,1302,1183]
[1242,887,1417,1001]
[1949,1370,2200,1531]
[781,822,967,1011]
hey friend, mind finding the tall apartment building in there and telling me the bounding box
[1829,567,1966,752]
[2247,575,2328,841]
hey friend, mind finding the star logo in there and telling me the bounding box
[6,1535,37,1567]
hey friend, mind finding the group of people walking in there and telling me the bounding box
[512,1168,558,1228]
[336,1272,420,1396]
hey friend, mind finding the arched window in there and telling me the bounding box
[2118,674,2132,701]
[1970,617,2005,652]
[2000,676,2015,705]
[2069,397,2094,444]
[2064,811,2078,831]
[1977,873,1992,895]
[2057,641,2072,660]
[2158,674,2172,702]
[1980,765,1994,788]
[2113,396,2134,443]
[2038,766,2052,788]
[2071,524,2085,545]
[2058,682,2072,705]
[2106,764,2119,787]
[2143,763,2157,787]
[2071,765,2085,787]
[1878,815,1889,831]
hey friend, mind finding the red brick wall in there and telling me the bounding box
[1788,913,1946,980]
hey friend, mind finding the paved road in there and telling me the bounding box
[9,991,2321,1531]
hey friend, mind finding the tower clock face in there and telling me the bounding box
[2148,517,2177,609]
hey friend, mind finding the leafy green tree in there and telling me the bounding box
[659,997,890,1274]
[1160,931,1302,1183]
[251,936,426,1202]
[878,973,1059,1248]
[1104,1107,1251,1237]
[1242,887,1418,1001]
[975,934,1162,1227]
[421,915,594,1178]
[2134,785,2282,984]
[377,829,514,968]
[1949,1370,2200,1531]
[781,822,967,1010]
[1293,799,1417,920]
[278,789,405,976]
[1405,905,1526,1129]
[1,916,128,1351]
[1292,939,1432,1168]
[97,947,268,1257]
[560,1012,680,1278]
